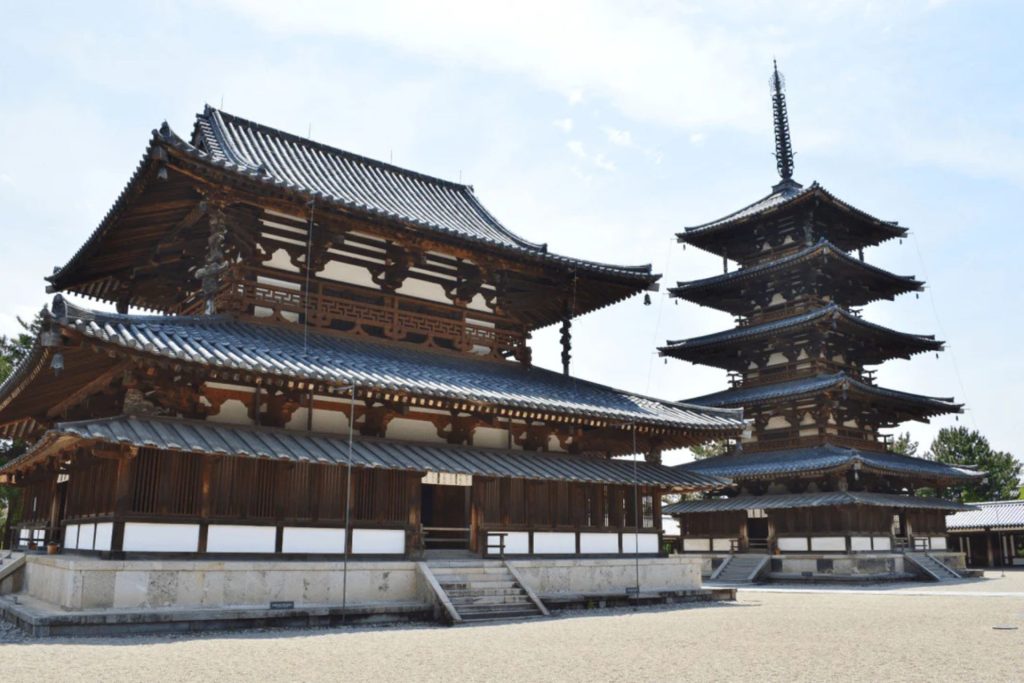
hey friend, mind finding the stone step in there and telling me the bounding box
[438,580,519,590]
[449,594,531,606]
[455,600,536,613]
[459,607,543,622]
[445,587,526,598]
[430,567,512,577]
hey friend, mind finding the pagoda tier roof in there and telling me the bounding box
[0,297,744,442]
[686,372,961,421]
[0,415,728,491]
[46,107,656,324]
[677,181,908,260]
[672,444,982,485]
[660,304,943,369]
[664,491,975,515]
[669,239,923,314]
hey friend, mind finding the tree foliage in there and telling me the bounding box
[926,426,1021,503]
[688,439,729,461]
[0,314,42,539]
[889,431,919,458]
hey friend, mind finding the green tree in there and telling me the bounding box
[926,427,1021,503]
[689,439,729,461]
[890,431,919,457]
[0,314,42,546]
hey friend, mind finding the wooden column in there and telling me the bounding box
[198,455,214,553]
[109,447,138,553]
[406,473,422,558]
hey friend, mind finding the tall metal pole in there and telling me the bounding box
[632,424,640,606]
[341,383,356,624]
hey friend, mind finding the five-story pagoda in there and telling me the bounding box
[661,64,980,577]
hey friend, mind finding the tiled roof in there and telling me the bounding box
[685,372,961,416]
[664,490,975,515]
[669,239,923,302]
[661,304,943,363]
[185,108,653,278]
[48,107,656,295]
[0,415,727,490]
[680,181,905,237]
[946,500,1024,531]
[677,444,983,482]
[46,298,743,433]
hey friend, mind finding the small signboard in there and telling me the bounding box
[421,471,473,487]
[270,601,295,610]
[625,587,640,596]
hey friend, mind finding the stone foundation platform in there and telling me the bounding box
[0,554,710,635]
[694,552,968,582]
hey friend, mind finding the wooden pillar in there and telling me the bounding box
[198,455,214,553]
[406,473,422,558]
[109,448,138,553]
[986,532,995,567]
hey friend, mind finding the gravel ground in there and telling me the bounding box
[2,573,1023,682]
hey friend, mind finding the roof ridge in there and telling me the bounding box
[202,106,474,191]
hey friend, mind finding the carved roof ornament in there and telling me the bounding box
[771,59,799,192]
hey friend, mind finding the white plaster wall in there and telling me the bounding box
[810,537,846,552]
[850,536,872,552]
[320,260,377,289]
[491,531,529,554]
[123,523,200,553]
[79,523,96,551]
[94,523,113,552]
[206,398,253,426]
[473,427,509,450]
[622,533,659,554]
[351,529,405,554]
[873,536,892,551]
[65,524,79,550]
[778,537,809,552]
[533,532,576,554]
[580,533,619,554]
[282,527,346,554]
[682,538,711,552]
[207,525,276,553]
[311,400,350,434]
[711,538,735,552]
[930,536,947,550]
[510,557,702,595]
[285,407,310,431]
[387,417,444,443]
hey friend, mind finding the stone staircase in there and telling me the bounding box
[425,560,548,624]
[906,553,962,582]
[709,554,768,584]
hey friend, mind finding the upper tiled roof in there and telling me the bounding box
[192,108,539,251]
[0,415,728,490]
[685,372,961,417]
[48,107,656,299]
[664,490,975,515]
[38,298,743,433]
[669,239,923,307]
[681,181,904,236]
[661,304,943,366]
[677,444,983,483]
[946,500,1024,531]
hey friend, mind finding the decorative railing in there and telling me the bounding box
[742,433,887,454]
[183,267,528,360]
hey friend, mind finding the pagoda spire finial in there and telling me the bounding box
[771,59,797,189]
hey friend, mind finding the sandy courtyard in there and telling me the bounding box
[4,572,1024,682]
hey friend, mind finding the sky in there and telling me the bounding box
[1,1,1021,465]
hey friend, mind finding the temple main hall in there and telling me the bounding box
[0,107,744,629]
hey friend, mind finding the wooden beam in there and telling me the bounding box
[45,362,131,418]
